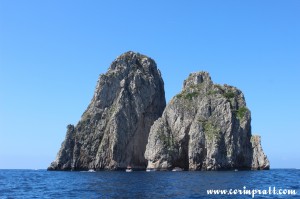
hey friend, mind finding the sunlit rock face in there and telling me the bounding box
[145,72,269,171]
[48,51,166,170]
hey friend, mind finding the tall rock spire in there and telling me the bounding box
[48,51,166,170]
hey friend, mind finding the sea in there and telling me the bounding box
[0,169,299,198]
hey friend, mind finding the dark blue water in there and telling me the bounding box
[0,169,299,198]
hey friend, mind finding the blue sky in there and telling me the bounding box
[0,0,299,169]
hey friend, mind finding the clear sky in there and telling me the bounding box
[0,0,299,169]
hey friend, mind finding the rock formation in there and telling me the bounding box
[48,51,166,170]
[251,135,270,170]
[145,72,270,170]
[48,51,270,171]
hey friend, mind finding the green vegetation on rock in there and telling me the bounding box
[207,90,218,95]
[158,131,174,149]
[202,121,221,141]
[176,91,199,100]
[223,91,235,99]
[213,84,236,99]
[175,93,183,98]
[184,92,198,100]
[236,106,248,120]
[214,84,223,91]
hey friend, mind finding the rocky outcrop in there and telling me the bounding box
[48,51,166,170]
[145,72,270,170]
[251,135,270,170]
[48,52,270,171]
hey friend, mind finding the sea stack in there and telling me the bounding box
[145,72,270,170]
[48,52,270,171]
[48,51,166,170]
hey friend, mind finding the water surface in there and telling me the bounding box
[0,169,299,198]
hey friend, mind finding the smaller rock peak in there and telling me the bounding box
[251,135,261,144]
[183,71,212,89]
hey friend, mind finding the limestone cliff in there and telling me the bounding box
[48,51,166,170]
[145,72,270,170]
